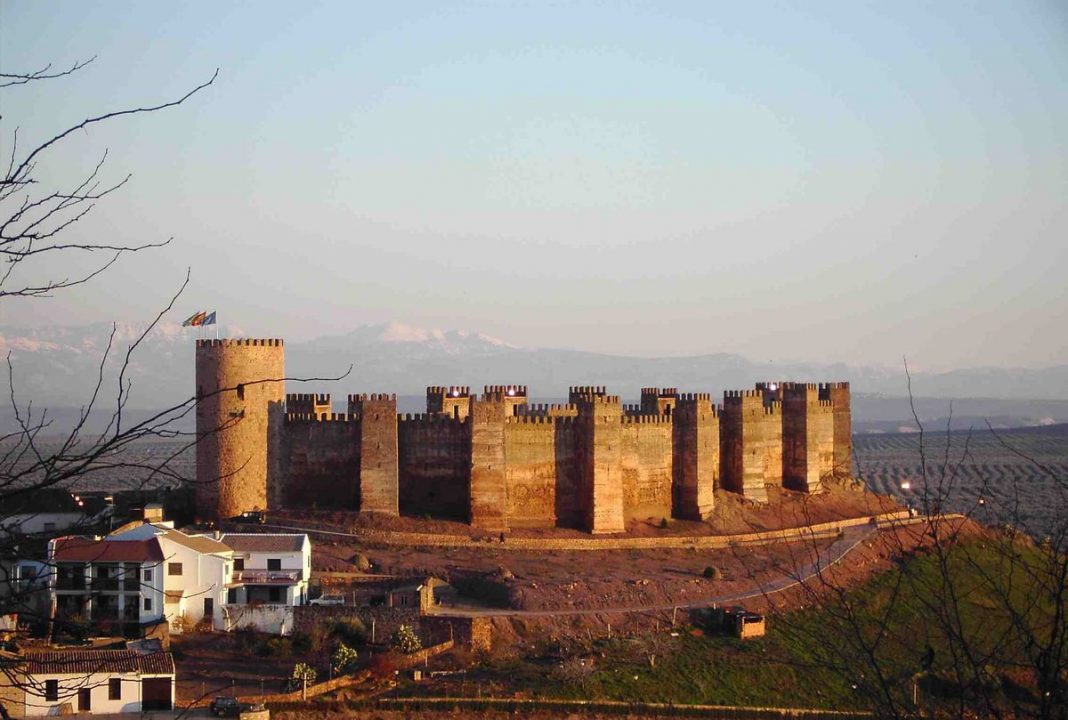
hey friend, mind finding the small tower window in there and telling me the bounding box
[237,384,245,400]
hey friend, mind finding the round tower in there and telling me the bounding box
[195,338,285,521]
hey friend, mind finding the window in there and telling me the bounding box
[236,383,245,400]
[44,522,56,532]
[45,679,58,701]
[233,558,244,572]
[19,565,36,582]
[109,678,121,701]
[268,587,281,603]
[267,559,281,572]
[143,597,152,612]
[143,568,153,583]
[168,562,182,576]
[227,588,237,604]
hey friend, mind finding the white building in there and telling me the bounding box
[0,649,174,715]
[0,489,111,538]
[50,522,233,635]
[48,525,310,636]
[219,534,311,635]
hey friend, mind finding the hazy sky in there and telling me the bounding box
[1,1,1066,370]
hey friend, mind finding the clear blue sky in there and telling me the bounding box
[1,1,1066,369]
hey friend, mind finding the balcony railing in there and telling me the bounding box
[91,578,120,591]
[233,570,301,585]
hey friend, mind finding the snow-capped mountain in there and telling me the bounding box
[1,322,1066,424]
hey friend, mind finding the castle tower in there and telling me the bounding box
[574,390,625,534]
[195,339,285,521]
[782,383,834,493]
[640,387,679,416]
[347,394,399,515]
[672,393,717,519]
[469,394,508,532]
[820,382,852,478]
[426,386,471,420]
[719,390,777,502]
[286,393,331,418]
[483,385,527,416]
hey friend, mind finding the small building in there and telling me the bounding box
[722,606,766,639]
[387,577,456,613]
[0,648,175,715]
[219,533,311,635]
[0,489,111,538]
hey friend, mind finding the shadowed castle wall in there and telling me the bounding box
[621,416,673,521]
[782,383,835,493]
[348,394,400,515]
[281,413,360,509]
[574,392,625,534]
[720,391,778,502]
[821,382,852,477]
[195,339,285,521]
[398,414,471,521]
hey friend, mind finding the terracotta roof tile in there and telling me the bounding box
[24,649,174,676]
[52,537,164,564]
[222,534,306,553]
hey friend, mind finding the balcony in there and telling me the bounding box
[232,570,302,585]
[55,577,87,591]
[91,577,120,592]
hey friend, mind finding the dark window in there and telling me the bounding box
[168,562,182,576]
[109,678,121,700]
[227,588,237,604]
[267,559,281,571]
[45,679,58,701]
[268,587,281,602]
[143,597,152,612]
[236,384,245,400]
[233,558,244,572]
[143,568,153,582]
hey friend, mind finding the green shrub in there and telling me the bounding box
[390,624,422,654]
[332,641,360,674]
[332,617,367,645]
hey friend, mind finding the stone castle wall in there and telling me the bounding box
[195,339,285,520]
[195,338,851,531]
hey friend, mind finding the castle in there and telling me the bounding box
[194,339,852,534]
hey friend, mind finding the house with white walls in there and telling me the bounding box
[0,648,175,715]
[219,534,311,635]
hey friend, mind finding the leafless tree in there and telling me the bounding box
[0,57,348,719]
[747,363,1067,719]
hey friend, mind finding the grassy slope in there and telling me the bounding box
[442,535,1062,712]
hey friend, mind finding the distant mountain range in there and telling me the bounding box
[2,322,1067,431]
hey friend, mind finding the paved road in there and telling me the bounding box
[427,524,876,618]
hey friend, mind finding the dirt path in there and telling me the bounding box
[428,524,875,618]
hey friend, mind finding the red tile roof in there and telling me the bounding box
[51,537,164,564]
[222,534,306,553]
[24,649,175,676]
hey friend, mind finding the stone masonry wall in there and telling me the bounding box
[195,339,285,521]
[672,394,717,520]
[620,417,673,522]
[398,414,471,521]
[349,394,400,515]
[469,398,508,532]
[280,414,361,509]
[503,417,558,528]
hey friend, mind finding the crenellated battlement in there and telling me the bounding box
[400,412,468,425]
[569,385,607,400]
[427,385,470,397]
[764,401,781,415]
[286,392,331,416]
[515,403,579,417]
[677,392,712,402]
[196,338,283,348]
[349,393,397,403]
[724,389,763,399]
[622,414,671,425]
[285,411,357,423]
[504,414,559,425]
[483,385,526,397]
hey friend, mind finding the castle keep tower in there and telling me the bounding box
[195,339,285,521]
[572,388,626,534]
[781,383,834,493]
[820,382,852,477]
[347,394,400,515]
[720,390,779,502]
[672,393,718,519]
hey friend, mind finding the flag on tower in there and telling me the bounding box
[202,311,217,326]
[182,311,206,327]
